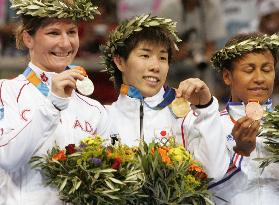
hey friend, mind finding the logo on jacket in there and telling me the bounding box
[154,128,173,146]
[40,72,49,83]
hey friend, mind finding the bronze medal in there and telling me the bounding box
[170,97,190,118]
[245,101,263,120]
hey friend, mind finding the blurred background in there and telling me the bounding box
[0,0,278,106]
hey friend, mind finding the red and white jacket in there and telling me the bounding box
[106,88,230,180]
[209,100,279,205]
[0,63,111,205]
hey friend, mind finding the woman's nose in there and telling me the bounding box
[59,33,71,48]
[149,57,160,72]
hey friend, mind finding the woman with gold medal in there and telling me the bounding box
[102,14,230,181]
[0,0,111,204]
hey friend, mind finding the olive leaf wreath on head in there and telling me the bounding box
[10,0,100,21]
[211,34,279,72]
[102,14,182,77]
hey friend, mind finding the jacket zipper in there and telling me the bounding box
[140,100,144,141]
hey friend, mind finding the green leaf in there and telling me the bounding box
[59,177,68,191]
[109,177,125,185]
[104,180,115,190]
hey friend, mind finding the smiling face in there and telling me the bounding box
[223,50,275,104]
[115,41,169,97]
[23,19,79,73]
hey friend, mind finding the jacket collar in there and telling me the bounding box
[28,62,56,87]
[114,87,165,116]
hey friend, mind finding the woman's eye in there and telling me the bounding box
[48,32,59,35]
[141,54,149,58]
[68,30,77,35]
[262,66,273,72]
[243,68,253,73]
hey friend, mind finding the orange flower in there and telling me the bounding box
[152,147,171,164]
[158,147,167,157]
[189,164,208,180]
[52,150,67,161]
[189,164,203,172]
[106,148,112,158]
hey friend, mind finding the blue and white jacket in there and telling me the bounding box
[210,100,279,205]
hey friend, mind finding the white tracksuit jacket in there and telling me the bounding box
[210,101,279,205]
[106,88,230,180]
[0,63,111,205]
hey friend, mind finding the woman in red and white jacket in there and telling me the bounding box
[0,1,111,204]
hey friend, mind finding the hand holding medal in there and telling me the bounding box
[74,66,94,96]
[232,100,263,156]
[245,101,264,121]
[171,78,212,118]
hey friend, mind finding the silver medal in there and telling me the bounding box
[76,77,94,96]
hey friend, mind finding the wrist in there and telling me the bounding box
[196,96,213,108]
[48,91,70,111]
[233,146,250,157]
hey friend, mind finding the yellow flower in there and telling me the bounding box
[81,135,103,146]
[168,146,192,162]
[184,175,201,192]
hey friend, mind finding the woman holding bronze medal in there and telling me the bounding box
[209,33,279,205]
[0,1,111,204]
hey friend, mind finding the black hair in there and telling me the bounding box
[112,26,176,89]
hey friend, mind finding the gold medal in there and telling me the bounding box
[170,97,190,118]
[245,101,263,120]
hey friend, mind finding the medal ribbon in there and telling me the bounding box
[120,84,176,110]
[22,65,80,97]
[23,67,49,96]
[225,99,273,124]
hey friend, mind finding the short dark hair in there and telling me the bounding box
[222,32,278,71]
[112,26,175,89]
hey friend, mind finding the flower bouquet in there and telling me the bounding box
[30,135,145,205]
[257,105,279,169]
[137,139,213,205]
[31,135,212,205]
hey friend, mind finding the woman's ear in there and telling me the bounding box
[22,31,33,49]
[113,55,125,72]
[222,69,232,86]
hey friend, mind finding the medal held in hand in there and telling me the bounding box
[170,97,190,118]
[74,66,94,96]
[245,101,264,120]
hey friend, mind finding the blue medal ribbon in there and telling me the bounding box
[22,65,78,97]
[23,67,49,96]
[120,84,176,110]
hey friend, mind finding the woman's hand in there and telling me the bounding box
[232,116,260,156]
[51,69,84,98]
[176,78,212,106]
